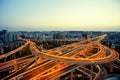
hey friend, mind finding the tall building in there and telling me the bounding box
[53,33,65,39]
[2,30,9,45]
[1,30,19,45]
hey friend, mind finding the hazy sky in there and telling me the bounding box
[0,0,120,31]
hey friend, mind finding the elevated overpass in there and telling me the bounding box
[0,40,30,60]
[2,34,119,80]
[29,41,119,65]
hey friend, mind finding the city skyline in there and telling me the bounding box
[0,0,120,31]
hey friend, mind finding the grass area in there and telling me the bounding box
[35,41,78,49]
[20,46,32,57]
[93,66,99,73]
[89,48,98,53]
[86,48,98,56]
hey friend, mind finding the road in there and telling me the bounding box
[30,40,102,80]
[10,38,91,80]
[37,43,106,80]
[0,40,30,60]
[28,34,119,79]
[5,34,119,80]
[29,40,119,64]
[0,55,34,72]
[39,64,79,80]
[94,65,107,80]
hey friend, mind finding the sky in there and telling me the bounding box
[0,0,120,31]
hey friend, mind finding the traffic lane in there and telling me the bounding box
[20,61,58,80]
[40,64,78,80]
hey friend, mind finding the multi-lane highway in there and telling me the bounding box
[29,40,119,64]
[39,64,79,80]
[0,55,34,72]
[12,35,97,80]
[28,35,109,80]
[10,40,87,80]
[0,40,30,60]
[34,42,108,80]
[28,35,119,80]
[0,34,119,80]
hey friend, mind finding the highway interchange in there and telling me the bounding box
[0,34,119,80]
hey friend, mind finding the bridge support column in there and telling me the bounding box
[13,61,18,71]
[55,77,60,80]
[89,64,93,80]
[4,57,7,62]
[109,61,114,72]
[31,52,34,55]
[14,53,16,59]
[19,50,22,56]
[14,65,18,71]
[83,65,86,72]
[35,54,38,64]
[57,77,60,80]
[70,71,73,80]
[64,39,66,45]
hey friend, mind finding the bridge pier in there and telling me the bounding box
[55,77,60,80]
[0,48,4,54]
[13,65,18,71]
[34,54,39,64]
[83,65,86,72]
[70,71,73,80]
[109,61,114,72]
[14,53,16,59]
[89,64,93,80]
[19,50,22,56]
[4,57,7,62]
[58,77,60,80]
[13,60,18,71]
